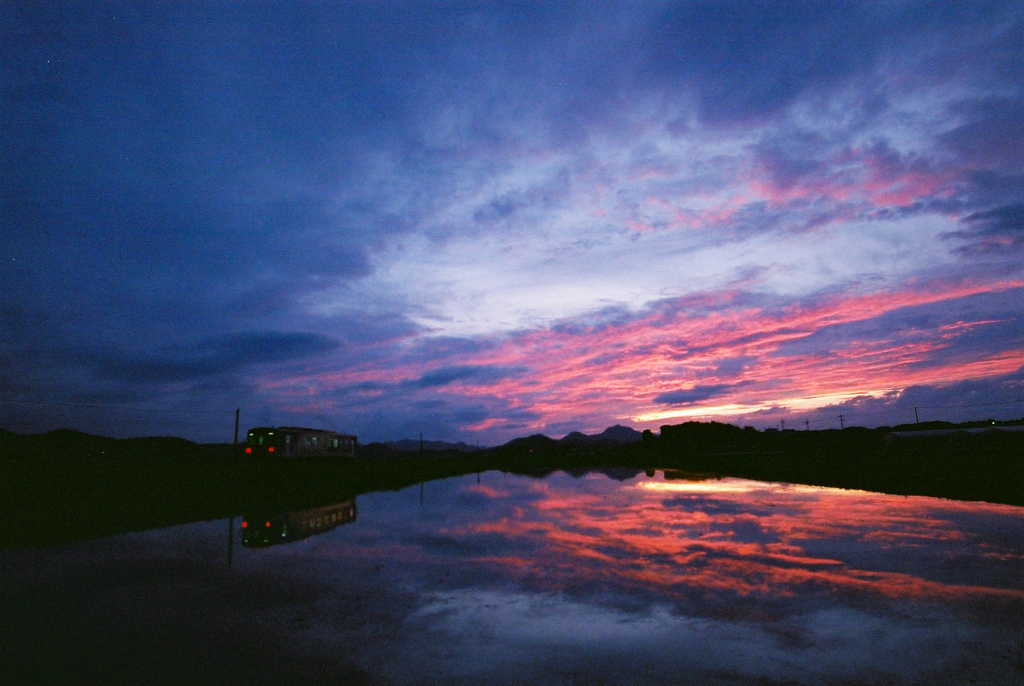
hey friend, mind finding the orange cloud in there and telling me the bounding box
[444,476,1024,604]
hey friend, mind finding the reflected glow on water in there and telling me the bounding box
[332,471,1024,684]
[482,475,1024,603]
[637,479,777,492]
[2,470,1023,684]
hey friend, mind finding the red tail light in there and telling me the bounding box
[265,521,271,527]
[241,521,248,528]
[245,447,252,453]
[268,446,275,452]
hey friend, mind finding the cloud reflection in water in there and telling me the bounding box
[2,470,1022,685]
[327,471,1024,684]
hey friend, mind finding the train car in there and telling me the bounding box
[242,499,357,548]
[244,426,357,458]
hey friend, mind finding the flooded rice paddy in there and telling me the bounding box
[2,468,1023,684]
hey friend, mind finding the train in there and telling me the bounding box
[244,426,357,458]
[242,499,357,548]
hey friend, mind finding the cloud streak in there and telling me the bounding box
[2,2,1022,441]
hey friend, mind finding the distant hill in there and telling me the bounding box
[494,433,559,454]
[383,439,482,453]
[563,466,646,481]
[0,428,220,460]
[486,425,642,458]
[559,424,642,446]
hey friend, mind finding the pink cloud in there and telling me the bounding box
[259,275,1022,438]
[453,476,1024,603]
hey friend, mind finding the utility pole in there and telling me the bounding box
[914,407,920,424]
[230,406,240,569]
[419,432,423,454]
[805,420,810,431]
[781,419,786,431]
[838,414,845,430]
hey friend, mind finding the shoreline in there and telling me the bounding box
[2,426,1022,550]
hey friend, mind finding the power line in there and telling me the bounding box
[837,398,1024,420]
[917,398,1024,410]
[0,397,231,416]
[0,415,188,426]
[798,397,1024,427]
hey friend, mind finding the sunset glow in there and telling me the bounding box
[441,473,1024,604]
[3,3,1022,442]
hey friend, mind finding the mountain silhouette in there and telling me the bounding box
[558,424,642,446]
[384,439,481,453]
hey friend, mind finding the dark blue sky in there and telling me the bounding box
[3,1,1022,442]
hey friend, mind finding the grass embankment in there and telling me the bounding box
[629,425,1024,506]
[0,430,506,549]
[1,424,1022,550]
[484,422,1024,505]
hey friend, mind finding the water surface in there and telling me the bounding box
[3,469,1023,684]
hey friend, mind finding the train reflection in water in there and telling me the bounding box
[241,499,356,548]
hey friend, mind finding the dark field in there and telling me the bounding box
[2,463,1023,685]
[2,422,1022,550]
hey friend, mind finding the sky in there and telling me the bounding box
[2,1,1023,444]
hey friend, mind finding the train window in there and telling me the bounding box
[331,438,339,449]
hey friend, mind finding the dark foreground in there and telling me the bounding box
[2,469,1022,685]
[1,423,1022,550]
